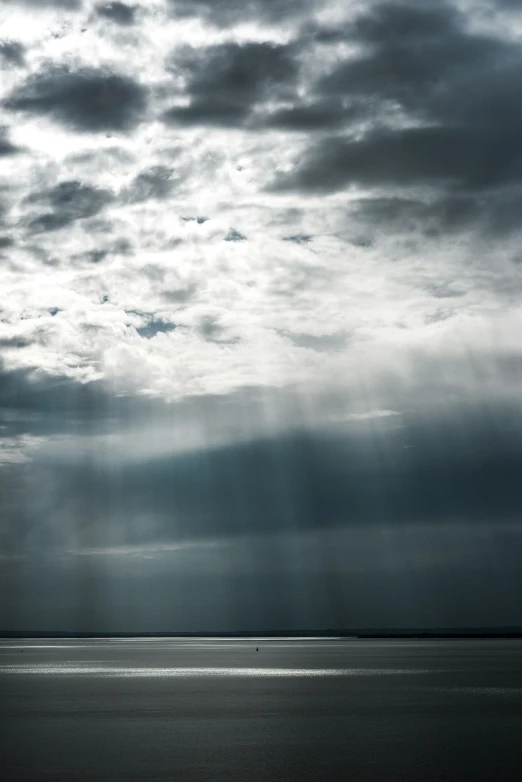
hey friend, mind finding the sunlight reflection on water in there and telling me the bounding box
[1,665,444,677]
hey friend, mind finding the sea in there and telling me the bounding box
[1,637,521,780]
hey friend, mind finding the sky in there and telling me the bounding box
[1,0,522,632]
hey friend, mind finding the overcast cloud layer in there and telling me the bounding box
[1,0,522,631]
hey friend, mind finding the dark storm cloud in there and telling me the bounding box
[274,1,522,195]
[164,42,298,127]
[274,126,522,193]
[319,1,512,119]
[0,364,167,440]
[351,189,522,239]
[166,0,315,26]
[95,2,136,24]
[182,216,208,224]
[26,180,113,233]
[424,282,465,300]
[74,239,129,264]
[262,100,357,132]
[0,41,25,67]
[4,68,147,133]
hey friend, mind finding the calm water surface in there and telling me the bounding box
[1,638,521,781]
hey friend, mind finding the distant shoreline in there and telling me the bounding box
[2,629,522,639]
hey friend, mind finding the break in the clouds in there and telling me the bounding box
[1,0,522,631]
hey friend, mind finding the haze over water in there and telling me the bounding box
[1,638,522,781]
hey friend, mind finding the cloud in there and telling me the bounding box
[126,166,179,202]
[274,126,522,193]
[283,234,312,244]
[166,0,317,26]
[8,403,522,550]
[4,68,147,133]
[2,0,80,6]
[2,352,522,631]
[280,330,347,352]
[1,0,522,633]
[162,281,198,304]
[319,2,513,120]
[273,1,522,192]
[262,101,356,132]
[136,319,176,339]
[0,41,25,67]
[0,365,119,422]
[224,229,246,242]
[0,127,20,157]
[349,189,522,240]
[94,2,136,25]
[164,41,298,127]
[25,180,114,233]
[164,100,248,127]
[0,6,521,421]
[0,434,44,465]
[73,249,108,264]
[351,196,479,234]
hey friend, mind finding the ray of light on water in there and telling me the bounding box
[1,664,444,677]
